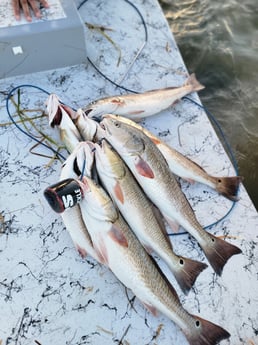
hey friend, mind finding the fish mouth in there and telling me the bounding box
[84,109,93,116]
[50,106,62,127]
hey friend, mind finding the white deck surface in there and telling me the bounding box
[0,1,257,344]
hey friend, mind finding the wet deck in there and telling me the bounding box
[0,1,257,344]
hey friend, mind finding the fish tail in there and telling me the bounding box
[202,233,242,275]
[214,176,243,201]
[185,315,230,345]
[186,73,205,92]
[172,257,208,294]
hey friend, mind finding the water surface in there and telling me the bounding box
[159,0,258,210]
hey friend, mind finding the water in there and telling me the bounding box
[159,0,258,210]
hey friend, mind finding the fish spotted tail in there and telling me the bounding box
[202,233,242,276]
[185,315,230,345]
[185,73,205,92]
[173,257,208,294]
[215,176,243,201]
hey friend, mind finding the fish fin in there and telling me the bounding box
[93,241,109,266]
[61,104,76,119]
[172,257,207,295]
[114,181,124,204]
[142,302,159,317]
[111,97,125,105]
[128,110,145,115]
[202,233,242,275]
[185,315,230,345]
[143,244,153,255]
[108,224,128,247]
[185,178,195,185]
[164,215,180,233]
[214,176,243,201]
[75,244,87,258]
[135,156,155,178]
[151,204,171,245]
[171,99,180,106]
[184,73,205,92]
[150,137,161,145]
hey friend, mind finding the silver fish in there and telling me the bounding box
[94,139,207,294]
[101,116,242,276]
[102,114,242,201]
[83,73,204,121]
[78,175,230,345]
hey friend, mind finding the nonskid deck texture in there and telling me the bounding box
[0,1,257,345]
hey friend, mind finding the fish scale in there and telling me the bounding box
[101,116,242,276]
[83,73,205,121]
[78,175,230,345]
[94,139,207,294]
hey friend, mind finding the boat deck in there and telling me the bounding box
[0,1,257,344]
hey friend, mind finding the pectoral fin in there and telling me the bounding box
[164,215,180,233]
[135,156,154,179]
[142,302,158,317]
[128,110,145,115]
[108,224,128,247]
[150,137,161,145]
[111,98,125,106]
[114,181,124,204]
[75,244,87,258]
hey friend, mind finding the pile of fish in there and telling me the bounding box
[44,75,242,345]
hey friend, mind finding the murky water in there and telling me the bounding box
[159,0,258,210]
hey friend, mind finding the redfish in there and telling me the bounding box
[59,143,99,261]
[94,139,207,294]
[78,175,230,345]
[100,116,242,276]
[83,74,204,121]
[46,93,82,152]
[102,114,242,201]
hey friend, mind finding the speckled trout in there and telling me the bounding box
[78,175,230,345]
[83,74,204,121]
[101,116,242,275]
[94,139,207,294]
[102,114,242,201]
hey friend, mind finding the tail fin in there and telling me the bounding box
[202,234,242,275]
[172,257,208,295]
[186,315,230,345]
[185,73,205,92]
[215,176,243,201]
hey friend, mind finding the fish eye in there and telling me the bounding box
[114,122,120,128]
[195,320,200,328]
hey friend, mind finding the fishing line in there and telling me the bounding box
[6,83,239,232]
[78,0,148,93]
[6,84,66,161]
[183,96,239,175]
[5,2,240,232]
[88,57,139,94]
